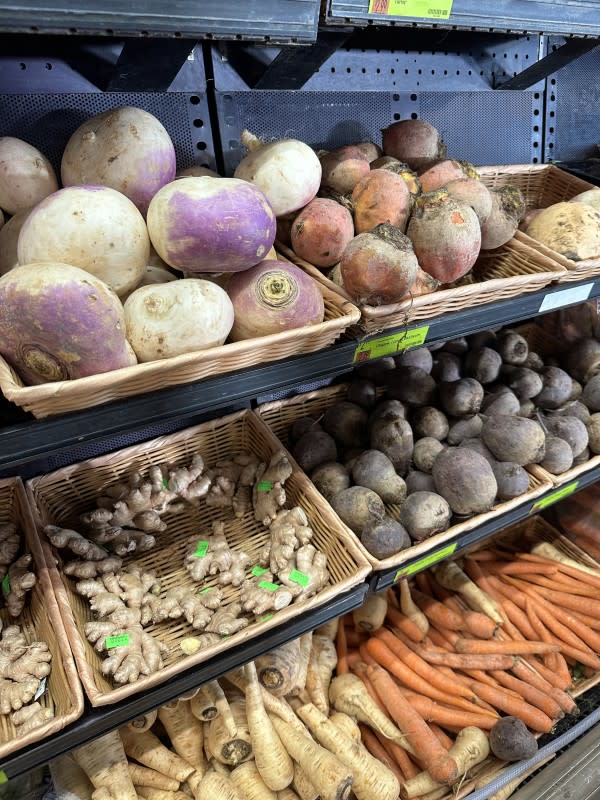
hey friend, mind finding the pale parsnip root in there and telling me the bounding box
[315,618,339,640]
[292,762,319,800]
[297,702,399,800]
[50,753,95,799]
[270,714,353,800]
[136,789,191,800]
[329,712,361,742]
[244,661,294,790]
[352,593,387,632]
[531,541,600,578]
[305,637,327,714]
[194,770,246,800]
[399,580,429,634]
[278,789,301,800]
[207,700,253,766]
[158,700,206,776]
[74,729,137,800]
[120,726,195,783]
[128,711,158,733]
[128,762,180,791]
[289,632,312,695]
[432,561,504,625]
[255,640,301,697]
[231,760,278,800]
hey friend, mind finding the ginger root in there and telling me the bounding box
[206,603,248,636]
[85,622,167,684]
[0,624,52,713]
[11,701,54,735]
[259,507,313,574]
[184,523,250,587]
[206,452,261,517]
[253,452,293,527]
[150,586,223,630]
[3,553,36,616]
[278,545,329,602]
[76,566,161,627]
[240,574,293,615]
[45,524,109,561]
[0,524,20,579]
[180,633,221,655]
[64,556,124,578]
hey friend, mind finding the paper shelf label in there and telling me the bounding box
[394,542,458,581]
[531,480,579,512]
[34,677,47,702]
[105,634,131,649]
[194,540,209,558]
[369,0,453,19]
[354,325,430,363]
[538,283,593,313]
[199,587,212,595]
[258,580,280,592]
[252,565,268,577]
[257,480,273,492]
[288,569,310,587]
[1,575,9,596]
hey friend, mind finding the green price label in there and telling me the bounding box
[531,480,579,512]
[252,565,268,577]
[261,614,274,622]
[353,325,430,363]
[368,0,453,20]
[199,587,212,595]
[162,477,169,489]
[194,540,209,558]
[105,633,131,649]
[258,580,280,592]
[394,542,458,582]
[256,480,273,493]
[1,575,9,596]
[288,569,310,587]
[0,770,7,785]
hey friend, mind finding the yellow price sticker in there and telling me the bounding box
[354,325,429,363]
[394,542,457,582]
[369,0,453,20]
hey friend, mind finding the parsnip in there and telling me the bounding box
[74,730,137,800]
[329,712,361,742]
[532,541,600,578]
[352,593,387,632]
[289,633,312,695]
[329,674,415,754]
[120,727,195,783]
[315,635,337,706]
[231,761,278,800]
[255,640,301,696]
[191,680,236,736]
[292,763,319,800]
[128,763,180,791]
[315,618,338,639]
[207,700,252,766]
[305,638,327,714]
[278,789,301,800]
[432,561,504,625]
[136,789,191,800]
[158,700,206,777]
[228,668,309,737]
[297,703,399,800]
[128,711,158,733]
[245,661,294,790]
[270,714,353,800]
[194,771,245,800]
[50,753,94,799]
[399,581,429,634]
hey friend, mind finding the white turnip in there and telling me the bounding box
[0,137,58,214]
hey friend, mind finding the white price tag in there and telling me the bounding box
[538,283,594,313]
[33,677,47,701]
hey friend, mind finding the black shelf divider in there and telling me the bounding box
[0,583,368,780]
[1,277,598,475]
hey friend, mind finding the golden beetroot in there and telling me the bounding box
[320,146,370,194]
[382,120,446,171]
[291,198,354,267]
[445,178,493,224]
[340,222,419,305]
[480,186,525,250]
[371,157,422,201]
[352,169,411,233]
[419,159,479,193]
[407,190,481,283]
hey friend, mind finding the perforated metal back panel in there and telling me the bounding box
[217,90,393,174]
[0,92,216,172]
[545,37,600,162]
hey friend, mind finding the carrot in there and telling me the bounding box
[417,649,516,671]
[454,638,559,655]
[485,561,559,576]
[359,641,378,667]
[522,654,573,691]
[386,607,427,644]
[426,627,454,651]
[510,659,578,716]
[366,637,493,716]
[496,596,538,641]
[360,725,406,783]
[489,670,563,720]
[518,572,600,598]
[412,589,465,631]
[464,550,502,561]
[527,596,594,653]
[463,610,498,639]
[462,679,555,733]
[387,588,400,609]
[414,572,433,594]
[429,621,461,648]
[372,729,421,780]
[524,598,573,686]
[346,650,362,668]
[367,664,459,785]
[374,628,484,704]
[336,620,349,675]
[429,723,454,751]
[463,558,502,601]
[518,553,600,590]
[345,629,368,648]
[402,694,497,731]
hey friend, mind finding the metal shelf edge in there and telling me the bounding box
[0,582,367,779]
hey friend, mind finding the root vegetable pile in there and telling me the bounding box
[44,447,330,686]
[289,325,600,560]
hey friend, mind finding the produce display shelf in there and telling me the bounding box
[325,0,600,38]
[0,582,367,781]
[1,276,599,476]
[369,460,600,591]
[0,0,320,43]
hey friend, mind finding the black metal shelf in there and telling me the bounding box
[0,0,320,43]
[370,462,600,591]
[326,0,600,39]
[1,276,599,476]
[0,583,367,780]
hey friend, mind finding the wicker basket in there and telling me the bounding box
[27,410,371,706]
[257,384,554,572]
[277,229,565,335]
[0,478,83,759]
[0,261,360,419]
[478,163,600,283]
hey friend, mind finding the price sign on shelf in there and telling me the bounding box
[531,480,579,512]
[394,542,457,582]
[353,324,429,363]
[538,283,594,313]
[368,0,453,20]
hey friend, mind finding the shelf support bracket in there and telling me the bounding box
[496,37,600,90]
[106,39,196,92]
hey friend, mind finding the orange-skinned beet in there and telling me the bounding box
[291,198,354,267]
[407,189,481,284]
[381,120,446,171]
[352,169,411,234]
[418,159,479,194]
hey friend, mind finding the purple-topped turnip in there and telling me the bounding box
[0,262,136,384]
[147,177,276,273]
[0,137,58,215]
